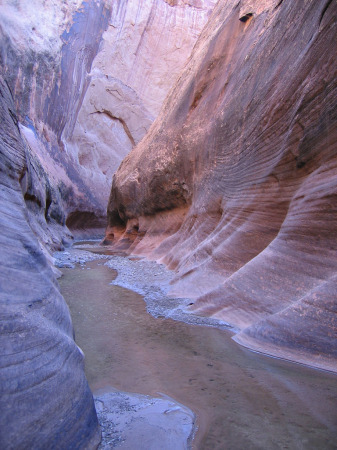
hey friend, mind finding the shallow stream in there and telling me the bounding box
[58,247,337,449]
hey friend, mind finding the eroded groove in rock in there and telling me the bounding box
[0,77,100,448]
[319,0,334,26]
[93,110,137,148]
[106,0,337,372]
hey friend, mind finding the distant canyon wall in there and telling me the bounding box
[66,0,216,229]
[0,0,215,240]
[0,0,112,244]
[107,0,337,372]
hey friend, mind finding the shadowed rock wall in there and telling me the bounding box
[107,0,337,372]
[0,77,100,449]
[0,0,112,239]
[0,1,112,445]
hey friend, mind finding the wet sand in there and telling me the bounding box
[59,255,337,449]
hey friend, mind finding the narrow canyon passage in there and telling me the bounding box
[1,1,336,447]
[59,247,337,450]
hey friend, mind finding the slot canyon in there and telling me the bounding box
[0,0,336,448]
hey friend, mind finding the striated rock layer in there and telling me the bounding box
[107,0,337,372]
[0,77,100,448]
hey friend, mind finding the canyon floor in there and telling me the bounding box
[56,242,337,450]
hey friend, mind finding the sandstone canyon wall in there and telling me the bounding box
[65,0,217,231]
[107,0,337,372]
[1,0,216,239]
[0,0,217,446]
[0,77,100,449]
[0,2,110,445]
[1,0,113,241]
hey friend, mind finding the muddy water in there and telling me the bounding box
[59,259,337,450]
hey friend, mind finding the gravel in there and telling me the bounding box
[54,245,234,330]
[105,255,234,331]
[53,248,110,268]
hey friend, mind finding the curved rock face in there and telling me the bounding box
[107,0,337,372]
[0,77,100,448]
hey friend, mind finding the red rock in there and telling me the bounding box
[107,0,337,372]
[68,0,217,217]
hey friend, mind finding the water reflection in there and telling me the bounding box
[59,259,337,450]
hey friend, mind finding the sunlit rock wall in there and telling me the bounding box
[0,76,100,449]
[107,0,337,372]
[65,0,217,222]
[0,0,215,238]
